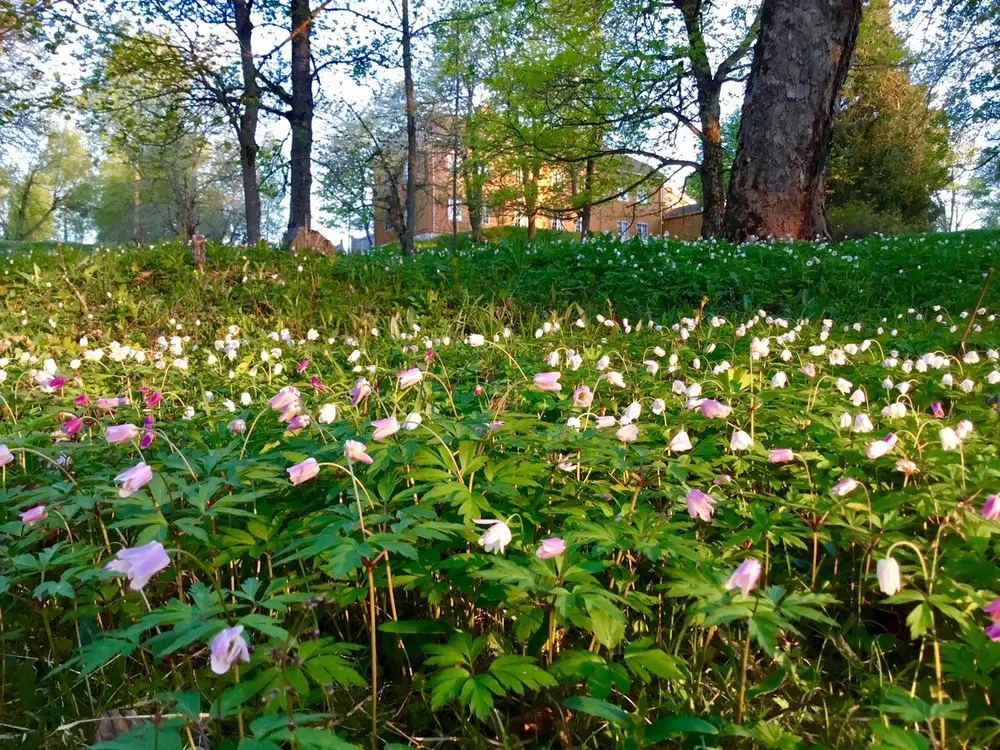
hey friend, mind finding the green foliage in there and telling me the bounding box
[827,0,951,234]
[1,230,1000,747]
[2,128,94,242]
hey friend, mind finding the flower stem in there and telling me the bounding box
[736,625,752,724]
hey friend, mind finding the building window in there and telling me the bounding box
[517,214,528,228]
[637,189,650,205]
[481,206,491,224]
[447,197,463,222]
[618,189,628,203]
[575,216,583,233]
[402,162,409,181]
[617,220,629,239]
[551,216,563,231]
[637,222,648,240]
[446,151,462,174]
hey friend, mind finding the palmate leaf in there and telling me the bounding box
[148,617,225,659]
[550,650,631,699]
[487,655,556,693]
[775,590,839,627]
[428,666,471,710]
[301,654,366,689]
[425,636,553,721]
[239,613,289,640]
[424,633,484,668]
[876,689,967,723]
[749,613,781,657]
[460,673,500,719]
[588,606,626,650]
[905,602,933,639]
[624,648,686,682]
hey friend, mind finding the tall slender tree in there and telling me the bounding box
[233,0,263,243]
[670,0,760,237]
[283,0,314,243]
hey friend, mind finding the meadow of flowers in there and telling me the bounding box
[2,231,1000,748]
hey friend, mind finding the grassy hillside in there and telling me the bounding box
[2,230,1000,748]
[2,230,998,342]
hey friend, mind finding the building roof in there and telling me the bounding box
[664,203,704,219]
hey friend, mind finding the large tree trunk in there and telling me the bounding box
[400,0,417,255]
[234,0,262,244]
[285,0,313,243]
[724,0,862,242]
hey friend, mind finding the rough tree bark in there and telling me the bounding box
[400,0,418,254]
[697,91,726,238]
[284,0,313,244]
[724,0,862,242]
[233,0,262,244]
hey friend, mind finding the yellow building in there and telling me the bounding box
[373,135,702,246]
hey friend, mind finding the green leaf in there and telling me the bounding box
[487,655,556,693]
[239,740,282,750]
[379,619,451,634]
[624,649,686,682]
[239,613,290,640]
[589,607,625,650]
[905,603,933,639]
[428,666,470,711]
[460,673,499,720]
[302,655,366,688]
[645,715,719,741]
[869,722,930,750]
[563,696,629,723]
[91,721,182,750]
[216,670,277,716]
[749,613,780,657]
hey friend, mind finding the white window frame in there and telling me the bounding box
[575,216,584,233]
[481,206,491,225]
[617,220,629,239]
[517,214,528,228]
[618,189,628,203]
[637,188,650,205]
[637,222,648,240]
[447,197,463,222]
[551,216,563,231]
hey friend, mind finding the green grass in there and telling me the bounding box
[3,229,998,340]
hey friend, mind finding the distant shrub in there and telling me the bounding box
[827,201,919,240]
